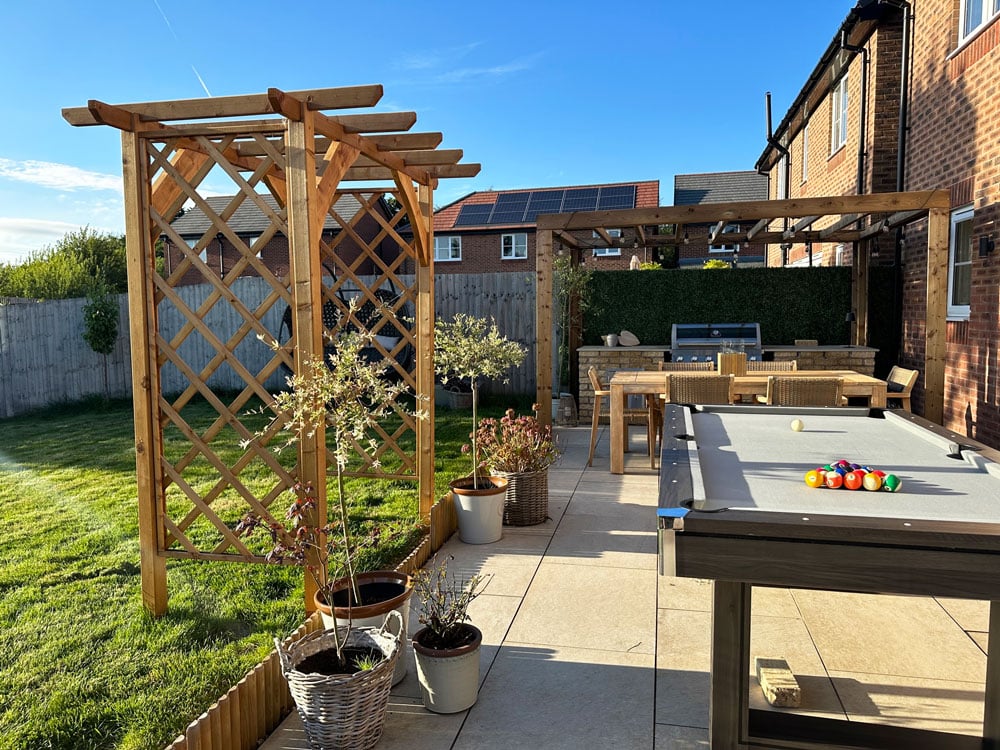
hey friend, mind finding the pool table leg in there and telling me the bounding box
[710,581,751,750]
[985,601,1000,748]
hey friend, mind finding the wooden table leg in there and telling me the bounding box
[871,383,887,409]
[610,383,624,474]
[711,581,751,750]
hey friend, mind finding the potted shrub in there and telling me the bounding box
[434,313,526,544]
[411,557,490,713]
[475,406,560,526]
[237,313,423,748]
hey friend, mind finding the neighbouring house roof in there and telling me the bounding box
[169,193,373,236]
[673,171,769,206]
[432,180,660,232]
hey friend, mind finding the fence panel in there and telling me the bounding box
[0,273,539,418]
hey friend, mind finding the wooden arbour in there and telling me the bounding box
[535,190,951,426]
[64,86,479,616]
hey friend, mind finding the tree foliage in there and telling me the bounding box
[82,284,119,356]
[0,227,127,299]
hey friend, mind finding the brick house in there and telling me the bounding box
[164,193,400,285]
[425,181,661,273]
[757,0,1000,446]
[673,172,770,267]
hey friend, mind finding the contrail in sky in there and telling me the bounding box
[151,0,213,97]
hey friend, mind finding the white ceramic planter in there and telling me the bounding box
[449,477,507,544]
[316,571,413,686]
[412,624,482,713]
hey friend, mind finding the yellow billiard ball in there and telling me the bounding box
[790,419,805,432]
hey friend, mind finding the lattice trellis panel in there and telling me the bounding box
[64,86,480,614]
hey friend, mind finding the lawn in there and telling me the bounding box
[0,394,523,750]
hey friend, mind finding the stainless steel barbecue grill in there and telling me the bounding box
[668,323,762,362]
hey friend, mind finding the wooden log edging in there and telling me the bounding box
[162,495,458,750]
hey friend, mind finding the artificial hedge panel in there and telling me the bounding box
[585,266,895,354]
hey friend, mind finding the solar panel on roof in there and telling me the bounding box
[493,192,530,209]
[489,210,530,225]
[487,192,530,224]
[597,185,636,210]
[524,191,564,222]
[453,203,494,226]
[562,188,599,211]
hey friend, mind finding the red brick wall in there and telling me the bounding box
[898,0,1000,446]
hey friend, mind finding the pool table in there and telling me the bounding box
[656,404,1000,750]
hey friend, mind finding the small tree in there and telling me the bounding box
[434,314,526,488]
[82,283,119,400]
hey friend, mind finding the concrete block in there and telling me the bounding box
[755,656,801,707]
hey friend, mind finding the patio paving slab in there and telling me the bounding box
[653,723,711,749]
[453,643,654,750]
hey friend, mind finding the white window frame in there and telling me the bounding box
[960,0,1000,43]
[183,237,207,263]
[434,235,462,262]
[776,153,788,199]
[244,234,262,258]
[948,206,974,320]
[592,228,621,257]
[801,123,809,183]
[831,75,849,154]
[501,232,528,260]
[710,224,741,253]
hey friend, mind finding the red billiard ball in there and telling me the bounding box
[825,472,844,489]
[843,471,864,490]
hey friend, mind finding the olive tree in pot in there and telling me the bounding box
[411,557,490,713]
[237,316,424,749]
[434,313,526,544]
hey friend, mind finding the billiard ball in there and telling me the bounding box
[804,470,824,488]
[791,419,805,432]
[844,471,864,490]
[882,474,902,492]
[863,473,883,491]
[825,472,844,489]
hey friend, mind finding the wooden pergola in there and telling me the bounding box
[63,86,479,615]
[535,189,951,425]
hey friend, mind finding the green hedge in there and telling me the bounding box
[584,266,897,369]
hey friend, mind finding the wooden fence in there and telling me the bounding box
[0,273,539,419]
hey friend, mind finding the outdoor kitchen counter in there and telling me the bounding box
[576,345,877,423]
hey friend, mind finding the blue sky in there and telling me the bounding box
[0,1,856,264]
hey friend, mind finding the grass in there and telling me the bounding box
[0,394,528,750]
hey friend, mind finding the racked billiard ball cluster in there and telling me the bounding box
[804,460,902,492]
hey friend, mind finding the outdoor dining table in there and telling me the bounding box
[607,369,889,474]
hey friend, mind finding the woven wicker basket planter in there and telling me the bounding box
[494,468,549,526]
[276,611,402,750]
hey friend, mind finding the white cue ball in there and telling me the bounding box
[790,419,805,432]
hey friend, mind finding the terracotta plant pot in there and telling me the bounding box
[412,623,483,713]
[315,570,413,685]
[449,476,508,544]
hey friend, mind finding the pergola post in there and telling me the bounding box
[924,207,949,425]
[285,112,327,612]
[416,183,436,519]
[122,128,168,616]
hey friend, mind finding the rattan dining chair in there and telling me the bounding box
[745,360,797,371]
[666,374,736,405]
[765,376,844,406]
[658,361,716,371]
[587,366,658,468]
[886,365,919,411]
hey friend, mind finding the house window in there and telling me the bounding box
[183,237,207,263]
[948,206,973,319]
[434,236,461,262]
[501,233,528,260]
[776,153,788,199]
[592,229,621,256]
[831,75,849,153]
[801,123,809,183]
[710,224,741,253]
[960,0,1000,43]
[245,234,262,257]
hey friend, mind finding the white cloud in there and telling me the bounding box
[0,158,122,193]
[0,217,116,264]
[401,42,483,71]
[434,54,540,84]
